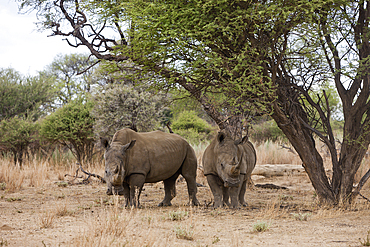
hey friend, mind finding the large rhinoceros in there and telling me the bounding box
[100,128,200,207]
[202,130,256,208]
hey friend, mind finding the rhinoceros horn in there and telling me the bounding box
[231,152,243,175]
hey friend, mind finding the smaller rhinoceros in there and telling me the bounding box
[202,130,256,208]
[101,128,200,208]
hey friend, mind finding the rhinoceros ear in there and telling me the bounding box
[217,132,226,144]
[100,137,110,149]
[121,140,136,155]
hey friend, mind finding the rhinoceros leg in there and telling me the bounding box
[128,174,145,208]
[238,176,247,207]
[184,177,200,206]
[181,149,200,206]
[228,186,240,208]
[222,187,230,206]
[122,182,130,207]
[158,176,178,207]
[206,175,224,208]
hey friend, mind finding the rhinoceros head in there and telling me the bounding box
[100,137,136,194]
[214,131,244,187]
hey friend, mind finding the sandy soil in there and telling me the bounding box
[1,169,370,247]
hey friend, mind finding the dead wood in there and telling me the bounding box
[64,163,106,184]
[255,183,288,190]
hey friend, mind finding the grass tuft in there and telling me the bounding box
[251,221,270,232]
[360,230,370,246]
[174,225,194,240]
[167,210,189,221]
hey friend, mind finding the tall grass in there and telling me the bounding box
[255,141,301,165]
[0,158,25,192]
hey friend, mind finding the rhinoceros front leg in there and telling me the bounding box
[128,174,145,208]
[206,175,224,208]
[238,175,247,207]
[223,187,230,207]
[228,186,240,209]
[122,182,130,207]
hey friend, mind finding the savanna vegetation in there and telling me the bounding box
[2,0,370,245]
[11,0,370,206]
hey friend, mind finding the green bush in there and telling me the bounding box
[250,120,286,144]
[0,116,39,166]
[39,98,95,164]
[172,111,211,133]
[171,111,213,144]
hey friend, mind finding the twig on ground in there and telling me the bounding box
[64,163,106,184]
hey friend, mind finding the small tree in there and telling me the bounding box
[92,83,168,137]
[39,98,95,164]
[172,111,213,144]
[0,116,39,166]
[43,53,98,107]
[0,68,55,121]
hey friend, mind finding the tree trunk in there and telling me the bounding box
[271,103,336,205]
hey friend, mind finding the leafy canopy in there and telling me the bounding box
[0,68,55,121]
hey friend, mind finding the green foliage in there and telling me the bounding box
[250,120,286,144]
[172,111,211,133]
[39,98,95,164]
[91,83,168,137]
[0,68,55,121]
[44,53,97,105]
[171,111,213,144]
[0,116,39,165]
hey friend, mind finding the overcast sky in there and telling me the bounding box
[0,0,88,76]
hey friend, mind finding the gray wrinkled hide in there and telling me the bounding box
[203,130,256,208]
[101,128,200,208]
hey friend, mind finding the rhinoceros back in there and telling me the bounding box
[112,128,192,183]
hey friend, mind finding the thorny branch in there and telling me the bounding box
[65,163,105,184]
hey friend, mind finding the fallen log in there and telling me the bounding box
[252,164,305,177]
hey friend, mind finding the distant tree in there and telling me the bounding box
[0,68,55,121]
[92,82,168,137]
[0,116,39,166]
[44,53,97,106]
[39,98,95,164]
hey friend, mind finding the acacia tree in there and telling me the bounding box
[39,98,95,164]
[0,68,54,121]
[19,0,370,205]
[43,53,98,107]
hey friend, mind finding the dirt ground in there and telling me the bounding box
[1,167,370,247]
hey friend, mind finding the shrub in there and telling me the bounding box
[171,111,214,144]
[172,111,211,133]
[0,116,39,166]
[39,98,95,164]
[250,120,286,144]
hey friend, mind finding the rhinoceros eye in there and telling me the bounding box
[220,163,225,169]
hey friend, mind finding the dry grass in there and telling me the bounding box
[255,141,301,165]
[0,159,25,192]
[38,211,56,229]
